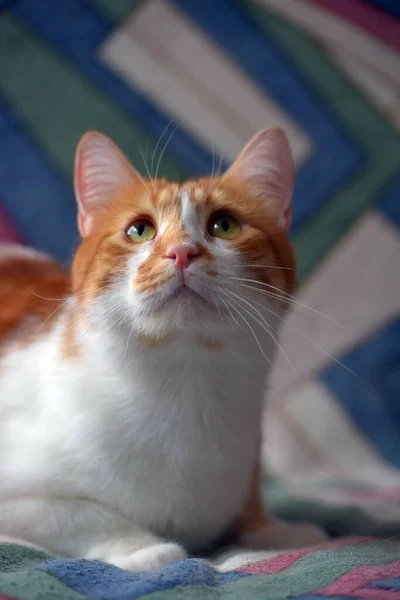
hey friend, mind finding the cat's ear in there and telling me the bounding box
[223,127,294,231]
[74,131,141,237]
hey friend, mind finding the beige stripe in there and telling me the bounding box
[282,379,400,486]
[256,0,400,85]
[99,0,312,166]
[329,46,400,117]
[270,211,400,392]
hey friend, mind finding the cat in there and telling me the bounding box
[0,127,324,571]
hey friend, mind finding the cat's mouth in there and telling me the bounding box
[153,283,211,314]
[169,284,208,306]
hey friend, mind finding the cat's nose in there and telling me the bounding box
[165,244,200,269]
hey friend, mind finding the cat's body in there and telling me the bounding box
[0,129,324,570]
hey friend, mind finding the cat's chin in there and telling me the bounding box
[138,286,221,336]
[154,284,212,314]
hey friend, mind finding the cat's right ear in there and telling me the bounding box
[74,131,140,237]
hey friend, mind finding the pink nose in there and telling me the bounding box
[165,244,199,269]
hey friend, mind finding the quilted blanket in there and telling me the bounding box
[1,535,400,600]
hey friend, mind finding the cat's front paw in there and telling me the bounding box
[240,520,327,550]
[110,542,187,572]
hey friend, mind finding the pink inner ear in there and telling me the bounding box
[224,127,294,231]
[74,131,139,237]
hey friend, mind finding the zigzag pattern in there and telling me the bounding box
[0,0,400,526]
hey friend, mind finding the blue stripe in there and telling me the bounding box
[379,178,400,228]
[321,318,400,469]
[369,576,400,590]
[364,0,400,18]
[39,558,247,600]
[0,0,18,11]
[172,0,361,230]
[12,0,214,176]
[0,97,78,262]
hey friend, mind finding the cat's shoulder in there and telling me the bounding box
[0,244,71,345]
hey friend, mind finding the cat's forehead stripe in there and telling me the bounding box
[179,190,198,236]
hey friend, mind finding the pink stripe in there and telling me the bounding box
[337,487,400,502]
[0,201,22,244]
[311,0,400,53]
[318,560,400,595]
[348,591,400,600]
[237,536,366,575]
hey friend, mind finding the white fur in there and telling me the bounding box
[180,190,200,242]
[0,194,312,571]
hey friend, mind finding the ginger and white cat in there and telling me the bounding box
[0,127,324,571]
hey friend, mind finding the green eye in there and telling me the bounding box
[209,214,241,240]
[126,219,156,243]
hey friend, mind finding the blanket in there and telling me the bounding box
[1,535,400,600]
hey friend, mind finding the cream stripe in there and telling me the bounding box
[99,0,312,166]
[270,211,400,391]
[329,46,400,117]
[256,0,400,85]
[283,379,400,487]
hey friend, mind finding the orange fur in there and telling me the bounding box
[231,458,272,538]
[72,178,295,308]
[196,337,224,351]
[0,254,70,349]
[137,333,175,348]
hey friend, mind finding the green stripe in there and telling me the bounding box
[0,545,85,600]
[88,0,145,24]
[0,15,188,183]
[242,1,400,282]
[148,542,400,599]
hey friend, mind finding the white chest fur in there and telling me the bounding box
[0,322,271,553]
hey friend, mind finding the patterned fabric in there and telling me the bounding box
[1,1,400,596]
[1,537,400,599]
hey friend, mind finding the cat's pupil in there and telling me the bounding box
[137,223,145,236]
[221,219,229,232]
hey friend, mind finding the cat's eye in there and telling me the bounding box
[209,213,241,240]
[125,219,156,243]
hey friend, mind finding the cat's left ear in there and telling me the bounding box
[74,131,141,237]
[223,127,294,231]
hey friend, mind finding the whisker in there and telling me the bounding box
[131,165,152,196]
[155,125,177,181]
[27,282,116,302]
[230,264,295,271]
[207,150,225,195]
[223,288,296,374]
[232,278,349,330]
[139,145,156,193]
[219,297,237,330]
[237,287,358,377]
[151,121,173,178]
[215,150,224,179]
[220,290,271,365]
[34,299,69,334]
[151,120,174,182]
[212,293,223,321]
[210,146,216,181]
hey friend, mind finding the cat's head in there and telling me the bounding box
[72,128,295,342]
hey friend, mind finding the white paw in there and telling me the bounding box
[240,520,327,550]
[110,542,187,572]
